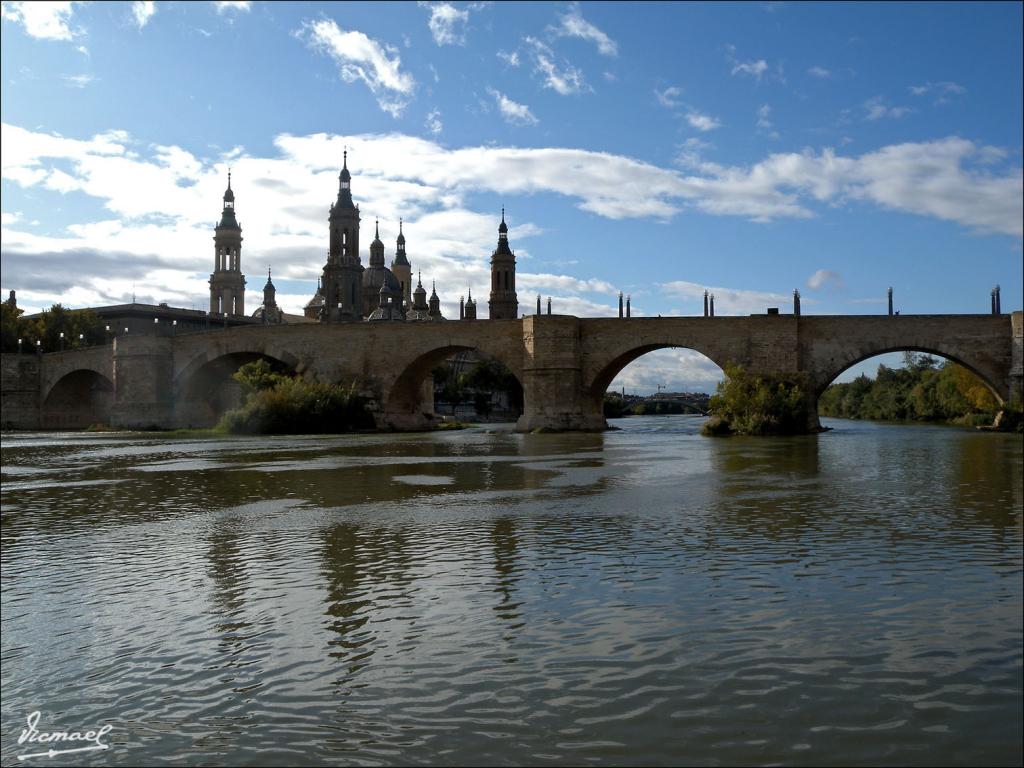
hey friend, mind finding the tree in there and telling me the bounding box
[702,364,813,436]
[0,303,107,353]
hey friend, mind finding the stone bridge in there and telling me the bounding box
[3,311,1021,432]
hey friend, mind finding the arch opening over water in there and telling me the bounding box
[818,349,1002,427]
[385,345,524,430]
[595,346,725,419]
[175,351,297,428]
[41,369,114,429]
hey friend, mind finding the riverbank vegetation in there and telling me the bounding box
[701,364,813,436]
[217,360,375,434]
[817,353,1016,429]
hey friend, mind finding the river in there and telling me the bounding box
[1,416,1021,766]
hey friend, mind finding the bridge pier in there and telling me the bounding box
[515,315,606,432]
[0,354,40,429]
[110,336,175,430]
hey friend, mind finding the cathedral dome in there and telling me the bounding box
[363,264,401,293]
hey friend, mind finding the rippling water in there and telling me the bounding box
[2,416,1021,766]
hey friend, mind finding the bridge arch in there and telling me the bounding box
[383,343,524,430]
[41,369,114,429]
[585,342,730,414]
[813,345,1005,403]
[174,349,300,428]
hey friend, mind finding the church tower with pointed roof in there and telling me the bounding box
[253,267,283,324]
[209,170,246,316]
[321,150,364,321]
[391,218,412,307]
[488,209,518,320]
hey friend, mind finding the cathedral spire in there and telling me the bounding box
[220,168,237,222]
[210,169,245,316]
[369,217,385,267]
[335,148,355,209]
[489,208,517,319]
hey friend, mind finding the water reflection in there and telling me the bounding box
[491,518,522,642]
[0,419,1020,767]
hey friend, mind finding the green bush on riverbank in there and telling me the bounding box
[701,364,812,436]
[217,360,375,434]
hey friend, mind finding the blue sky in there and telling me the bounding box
[2,1,1021,392]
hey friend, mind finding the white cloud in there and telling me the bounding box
[611,348,725,395]
[425,108,443,136]
[655,85,683,109]
[132,1,155,29]
[486,87,538,126]
[1,1,79,40]
[909,81,966,97]
[661,280,792,315]
[421,2,469,46]
[213,1,250,12]
[525,36,588,95]
[62,73,96,88]
[807,269,843,290]
[299,19,415,118]
[909,81,967,105]
[518,273,616,295]
[686,111,720,132]
[497,49,520,67]
[550,2,617,56]
[674,137,715,172]
[807,65,831,79]
[863,96,912,121]
[2,125,1019,320]
[755,104,779,139]
[732,58,768,80]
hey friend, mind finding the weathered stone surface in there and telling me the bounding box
[1,354,40,429]
[2,311,1019,431]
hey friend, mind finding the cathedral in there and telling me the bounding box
[211,153,519,324]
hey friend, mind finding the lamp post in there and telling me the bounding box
[105,325,111,345]
[59,331,64,351]
[172,319,177,335]
[35,339,41,355]
[78,333,84,348]
[17,337,22,355]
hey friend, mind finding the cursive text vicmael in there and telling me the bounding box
[18,711,112,748]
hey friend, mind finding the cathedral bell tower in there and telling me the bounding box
[391,218,412,307]
[209,171,246,316]
[488,209,518,320]
[321,150,364,322]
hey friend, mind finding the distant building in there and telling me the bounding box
[12,153,520,332]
